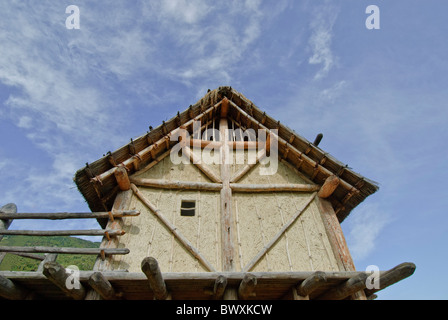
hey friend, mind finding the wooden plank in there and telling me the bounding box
[141,257,169,300]
[219,118,235,272]
[0,210,140,220]
[0,246,129,255]
[43,261,86,300]
[0,274,31,300]
[130,177,222,191]
[242,193,317,272]
[0,229,125,237]
[131,184,216,272]
[230,183,319,193]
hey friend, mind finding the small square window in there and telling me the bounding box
[180,200,196,216]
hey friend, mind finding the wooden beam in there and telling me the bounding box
[364,262,416,297]
[295,271,327,299]
[182,145,222,183]
[131,184,216,272]
[238,274,257,300]
[0,229,125,237]
[317,273,368,300]
[0,210,140,220]
[0,246,129,256]
[221,97,229,118]
[242,193,317,272]
[130,177,222,191]
[114,166,131,191]
[220,118,235,272]
[141,257,169,300]
[230,183,319,193]
[318,175,340,198]
[88,272,119,300]
[213,275,227,300]
[0,274,31,300]
[43,261,86,300]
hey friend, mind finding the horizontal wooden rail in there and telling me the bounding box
[0,229,125,237]
[0,246,129,256]
[230,183,319,193]
[0,210,139,220]
[130,177,222,191]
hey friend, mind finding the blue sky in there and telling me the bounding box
[0,1,447,299]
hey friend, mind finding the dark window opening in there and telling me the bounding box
[180,200,196,216]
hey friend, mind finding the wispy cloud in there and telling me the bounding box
[307,2,339,80]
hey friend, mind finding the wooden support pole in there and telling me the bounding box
[114,166,131,191]
[130,177,222,191]
[0,210,140,220]
[0,246,129,256]
[0,275,31,300]
[317,273,368,300]
[37,253,58,273]
[88,272,118,300]
[220,118,235,272]
[364,262,416,298]
[0,203,16,242]
[43,261,86,300]
[141,257,169,300]
[0,229,125,237]
[230,183,319,193]
[318,175,340,198]
[220,97,229,118]
[238,274,257,300]
[296,271,328,298]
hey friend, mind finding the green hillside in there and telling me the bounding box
[0,235,101,271]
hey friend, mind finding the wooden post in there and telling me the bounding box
[0,203,16,242]
[0,275,31,300]
[141,257,169,300]
[238,274,257,300]
[220,97,229,118]
[37,253,58,273]
[43,261,86,300]
[318,175,340,198]
[88,272,118,300]
[317,273,368,300]
[220,118,235,272]
[295,271,327,300]
[114,166,131,191]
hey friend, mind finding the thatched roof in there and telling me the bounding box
[74,86,378,222]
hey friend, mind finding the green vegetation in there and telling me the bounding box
[0,235,101,271]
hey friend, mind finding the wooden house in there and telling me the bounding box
[0,87,415,300]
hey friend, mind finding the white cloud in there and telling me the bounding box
[307,2,339,80]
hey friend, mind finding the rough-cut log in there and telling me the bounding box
[131,184,216,272]
[0,274,30,300]
[230,183,319,193]
[88,272,118,300]
[296,271,328,297]
[37,253,58,272]
[43,262,86,300]
[0,246,129,256]
[317,273,368,300]
[141,257,168,300]
[130,177,222,191]
[238,274,257,300]
[0,210,140,220]
[364,262,416,297]
[0,229,125,237]
[221,97,229,118]
[213,275,227,300]
[114,166,131,191]
[243,193,317,272]
[318,175,340,198]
